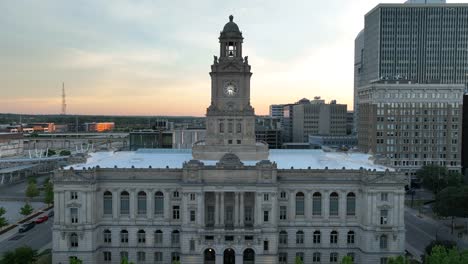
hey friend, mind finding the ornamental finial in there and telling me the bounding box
[229,15,233,22]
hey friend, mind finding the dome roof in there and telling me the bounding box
[220,15,243,39]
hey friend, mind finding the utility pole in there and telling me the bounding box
[61,82,67,115]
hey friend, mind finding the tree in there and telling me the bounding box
[295,256,304,264]
[433,186,468,233]
[45,149,56,156]
[69,257,83,264]
[425,245,468,264]
[20,203,33,216]
[60,150,71,156]
[425,240,457,257]
[120,256,135,264]
[0,246,38,264]
[0,207,8,228]
[387,256,409,264]
[341,256,354,264]
[44,181,54,205]
[25,182,40,198]
[416,165,462,194]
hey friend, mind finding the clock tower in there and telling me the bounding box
[192,15,269,160]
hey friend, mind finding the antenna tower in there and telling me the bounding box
[61,82,67,115]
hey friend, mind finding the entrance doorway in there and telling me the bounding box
[223,248,235,264]
[204,248,216,264]
[243,248,255,264]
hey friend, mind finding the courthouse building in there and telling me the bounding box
[52,16,406,264]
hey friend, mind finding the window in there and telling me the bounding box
[225,236,234,241]
[120,230,128,243]
[171,252,180,262]
[219,123,224,133]
[155,192,164,216]
[190,193,196,201]
[172,230,180,245]
[71,191,78,200]
[120,252,128,262]
[346,192,356,216]
[279,252,288,264]
[103,229,111,243]
[190,210,196,222]
[137,230,146,244]
[330,252,338,263]
[70,208,78,223]
[190,239,195,251]
[279,206,287,220]
[263,240,269,251]
[70,233,78,248]
[380,209,388,225]
[173,206,180,220]
[120,191,129,215]
[103,251,111,262]
[155,252,163,263]
[347,253,355,262]
[264,193,269,201]
[313,252,321,263]
[137,191,147,215]
[313,231,321,244]
[237,140,241,144]
[380,257,388,264]
[173,191,179,198]
[330,230,338,244]
[296,252,304,262]
[103,191,112,215]
[279,231,288,245]
[154,230,163,245]
[380,235,388,249]
[347,231,355,244]
[296,230,304,244]
[296,192,305,216]
[263,210,269,222]
[312,192,322,216]
[381,192,388,201]
[330,192,339,216]
[280,192,287,199]
[228,122,233,133]
[237,123,242,133]
[137,251,145,262]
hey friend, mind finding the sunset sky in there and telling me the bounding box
[1,0,467,116]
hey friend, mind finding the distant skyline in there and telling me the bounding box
[1,0,467,116]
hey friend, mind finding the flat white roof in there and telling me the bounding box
[69,149,392,171]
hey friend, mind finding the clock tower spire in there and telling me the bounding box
[192,15,269,160]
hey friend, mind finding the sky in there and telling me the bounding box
[1,0,467,116]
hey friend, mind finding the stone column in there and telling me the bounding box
[198,192,205,227]
[271,192,278,226]
[254,192,261,226]
[112,189,119,220]
[220,192,225,226]
[239,192,244,226]
[130,189,136,219]
[340,190,346,221]
[305,191,312,220]
[215,253,223,264]
[289,190,295,220]
[182,192,188,225]
[164,189,171,221]
[147,189,152,219]
[234,192,239,227]
[215,192,220,226]
[323,191,330,220]
[235,253,243,264]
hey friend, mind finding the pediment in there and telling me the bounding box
[221,62,241,71]
[366,171,405,185]
[55,170,96,184]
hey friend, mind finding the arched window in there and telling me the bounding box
[329,192,339,216]
[103,191,112,215]
[347,231,355,244]
[137,230,146,244]
[296,230,304,244]
[120,230,128,243]
[154,230,163,245]
[279,231,288,245]
[171,230,180,245]
[120,191,129,215]
[103,229,111,243]
[219,123,224,133]
[312,192,322,216]
[346,192,356,216]
[154,192,164,216]
[295,192,305,216]
[330,230,338,244]
[70,233,78,248]
[313,230,321,244]
[137,191,147,215]
[380,235,388,249]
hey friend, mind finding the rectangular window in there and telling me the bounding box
[121,232,128,243]
[103,251,111,262]
[296,252,304,262]
[263,240,269,251]
[103,193,112,215]
[330,252,338,263]
[155,194,164,216]
[138,232,146,244]
[312,195,322,216]
[330,195,339,216]
[279,252,288,264]
[137,252,145,262]
[171,252,180,262]
[120,194,129,215]
[264,211,269,222]
[190,210,196,222]
[280,192,287,199]
[172,232,180,245]
[279,206,287,220]
[190,239,195,251]
[347,195,356,216]
[104,232,111,243]
[264,193,269,201]
[313,252,321,263]
[71,191,78,200]
[120,252,128,262]
[173,206,180,220]
[155,252,163,263]
[190,193,196,201]
[173,191,179,198]
[138,195,147,215]
[70,208,78,224]
[381,193,388,201]
[380,209,388,225]
[155,231,163,244]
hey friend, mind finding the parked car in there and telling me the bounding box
[48,210,54,217]
[18,222,35,233]
[35,215,49,224]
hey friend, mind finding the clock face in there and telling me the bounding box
[224,81,238,96]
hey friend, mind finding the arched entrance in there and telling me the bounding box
[243,248,255,264]
[223,248,235,264]
[204,248,216,264]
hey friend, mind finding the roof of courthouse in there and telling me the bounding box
[69,149,392,172]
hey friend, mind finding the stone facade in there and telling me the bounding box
[0,133,23,158]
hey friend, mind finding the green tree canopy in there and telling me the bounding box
[295,256,304,264]
[20,203,33,216]
[44,181,54,205]
[433,186,468,218]
[60,150,71,156]
[69,257,83,264]
[425,245,468,264]
[0,246,38,264]
[416,165,462,194]
[0,207,8,228]
[341,256,354,264]
[25,182,40,198]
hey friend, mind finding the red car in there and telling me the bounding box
[35,215,49,224]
